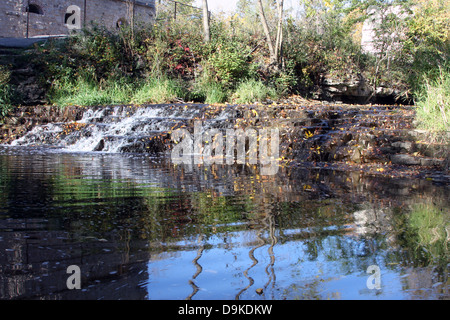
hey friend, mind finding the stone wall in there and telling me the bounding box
[361,5,411,55]
[0,0,155,38]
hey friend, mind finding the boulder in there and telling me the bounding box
[320,73,403,103]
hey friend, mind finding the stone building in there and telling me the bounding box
[0,0,156,38]
[361,5,411,54]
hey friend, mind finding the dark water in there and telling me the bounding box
[0,146,448,300]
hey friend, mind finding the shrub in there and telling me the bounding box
[403,0,450,93]
[70,25,124,79]
[283,10,368,91]
[205,31,256,88]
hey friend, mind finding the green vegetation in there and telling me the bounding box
[402,202,449,267]
[232,79,277,103]
[132,77,187,104]
[0,65,12,118]
[50,75,135,107]
[415,68,450,132]
[1,0,449,135]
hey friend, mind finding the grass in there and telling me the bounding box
[191,79,229,104]
[49,76,134,107]
[132,77,187,104]
[0,65,12,118]
[415,69,450,132]
[204,84,228,104]
[49,76,189,107]
[48,75,282,107]
[231,79,278,104]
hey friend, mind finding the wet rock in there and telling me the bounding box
[93,139,105,151]
[1,102,446,175]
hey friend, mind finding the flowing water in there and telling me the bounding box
[0,104,448,300]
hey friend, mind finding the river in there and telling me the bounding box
[0,145,448,300]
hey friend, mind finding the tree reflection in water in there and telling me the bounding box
[0,149,448,299]
[187,235,204,300]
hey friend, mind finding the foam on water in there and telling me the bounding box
[10,104,231,153]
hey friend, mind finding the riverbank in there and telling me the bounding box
[1,99,448,184]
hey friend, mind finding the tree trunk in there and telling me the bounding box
[257,0,284,67]
[256,0,276,64]
[274,0,284,62]
[202,0,211,42]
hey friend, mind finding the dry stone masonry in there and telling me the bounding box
[0,0,155,38]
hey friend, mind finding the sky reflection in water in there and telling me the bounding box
[0,147,448,300]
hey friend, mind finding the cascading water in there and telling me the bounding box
[7,102,439,173]
[10,104,237,153]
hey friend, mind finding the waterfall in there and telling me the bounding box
[10,104,235,153]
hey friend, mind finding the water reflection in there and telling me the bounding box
[0,146,448,300]
[186,235,204,300]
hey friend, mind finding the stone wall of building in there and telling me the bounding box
[0,0,155,38]
[361,5,411,55]
[0,0,26,38]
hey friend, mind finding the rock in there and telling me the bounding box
[391,154,421,165]
[93,139,105,151]
[321,73,373,103]
[420,158,444,167]
[320,73,407,103]
[351,149,362,163]
[391,141,413,152]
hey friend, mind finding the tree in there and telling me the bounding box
[275,0,284,62]
[256,0,284,67]
[202,0,211,42]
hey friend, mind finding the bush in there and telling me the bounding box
[403,0,450,93]
[206,38,254,88]
[70,25,125,79]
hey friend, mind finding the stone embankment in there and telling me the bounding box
[0,100,448,182]
[1,105,84,144]
[237,99,449,181]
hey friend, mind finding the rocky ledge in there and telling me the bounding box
[319,73,410,105]
[0,101,448,183]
